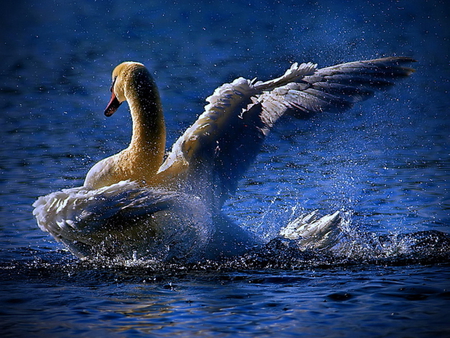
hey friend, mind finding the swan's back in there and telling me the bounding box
[33,181,215,262]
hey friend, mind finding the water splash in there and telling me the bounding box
[66,212,450,270]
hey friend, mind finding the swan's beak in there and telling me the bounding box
[104,92,122,117]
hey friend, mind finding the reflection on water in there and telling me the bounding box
[1,0,450,337]
[1,260,450,337]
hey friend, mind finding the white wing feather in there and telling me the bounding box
[158,57,415,203]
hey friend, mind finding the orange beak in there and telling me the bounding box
[104,91,122,117]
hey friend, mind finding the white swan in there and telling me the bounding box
[33,57,415,263]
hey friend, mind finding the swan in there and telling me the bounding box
[33,57,415,263]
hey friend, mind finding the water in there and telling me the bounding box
[2,262,449,337]
[1,0,449,336]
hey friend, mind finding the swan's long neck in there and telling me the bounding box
[124,70,166,183]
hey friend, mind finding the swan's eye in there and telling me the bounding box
[110,77,117,92]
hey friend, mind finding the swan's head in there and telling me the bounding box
[104,61,146,117]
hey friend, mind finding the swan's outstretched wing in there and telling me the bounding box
[158,57,415,203]
[261,56,415,117]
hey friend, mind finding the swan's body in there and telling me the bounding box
[33,57,415,262]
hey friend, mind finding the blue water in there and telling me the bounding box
[1,0,449,337]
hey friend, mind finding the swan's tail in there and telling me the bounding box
[280,210,346,250]
[280,211,450,263]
